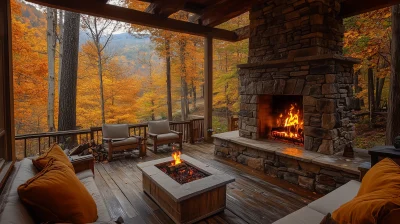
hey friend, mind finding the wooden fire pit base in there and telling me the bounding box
[138,155,235,224]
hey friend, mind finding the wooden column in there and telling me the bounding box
[0,0,16,189]
[204,36,213,142]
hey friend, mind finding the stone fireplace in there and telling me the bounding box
[237,0,360,155]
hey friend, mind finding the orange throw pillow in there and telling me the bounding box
[18,159,97,223]
[332,158,400,224]
[32,143,74,172]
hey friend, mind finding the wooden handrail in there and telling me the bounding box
[15,119,204,159]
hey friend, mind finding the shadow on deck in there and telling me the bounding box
[95,143,317,224]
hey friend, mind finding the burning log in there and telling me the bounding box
[156,151,209,184]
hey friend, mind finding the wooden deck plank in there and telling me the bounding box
[95,164,139,219]
[94,143,312,224]
[100,162,167,224]
[93,166,133,221]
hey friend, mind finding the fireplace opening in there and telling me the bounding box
[258,95,304,144]
[155,151,209,184]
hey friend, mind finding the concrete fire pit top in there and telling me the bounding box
[137,154,235,202]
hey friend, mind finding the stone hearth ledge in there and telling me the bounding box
[137,154,235,202]
[212,131,369,175]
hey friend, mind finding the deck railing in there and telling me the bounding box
[15,118,204,159]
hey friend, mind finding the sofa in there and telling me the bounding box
[273,162,372,224]
[0,155,112,223]
[273,180,361,223]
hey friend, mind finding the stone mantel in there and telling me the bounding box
[237,54,361,69]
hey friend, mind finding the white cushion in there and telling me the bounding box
[80,177,111,222]
[0,159,37,224]
[76,169,94,180]
[307,180,361,215]
[102,124,129,139]
[148,120,170,134]
[272,207,325,224]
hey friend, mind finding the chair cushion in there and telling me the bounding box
[32,144,74,172]
[156,133,179,141]
[112,137,139,147]
[308,180,360,215]
[18,159,98,223]
[148,120,170,135]
[332,158,400,224]
[272,207,325,224]
[102,124,129,139]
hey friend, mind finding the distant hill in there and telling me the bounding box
[79,32,155,61]
[19,1,158,74]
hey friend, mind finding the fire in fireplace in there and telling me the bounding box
[258,95,304,144]
[156,151,209,185]
[271,103,304,144]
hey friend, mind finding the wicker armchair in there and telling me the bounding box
[102,124,144,161]
[147,120,182,153]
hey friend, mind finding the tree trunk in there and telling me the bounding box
[376,77,385,110]
[47,8,57,132]
[354,70,361,93]
[165,38,173,120]
[192,79,196,109]
[58,12,80,132]
[98,52,106,124]
[179,38,188,121]
[387,5,400,145]
[58,10,64,95]
[368,68,375,126]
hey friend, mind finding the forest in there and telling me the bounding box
[11,0,394,148]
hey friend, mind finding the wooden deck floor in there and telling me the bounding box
[95,143,315,224]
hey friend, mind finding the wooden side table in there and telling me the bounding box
[369,146,400,166]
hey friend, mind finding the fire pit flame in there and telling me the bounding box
[171,151,182,166]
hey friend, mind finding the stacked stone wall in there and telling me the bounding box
[214,138,359,194]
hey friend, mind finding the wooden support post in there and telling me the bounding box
[0,0,15,162]
[204,36,213,142]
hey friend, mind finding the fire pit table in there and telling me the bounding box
[137,153,235,224]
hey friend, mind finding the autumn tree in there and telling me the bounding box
[344,8,391,113]
[11,0,48,134]
[386,5,400,144]
[58,12,80,132]
[46,7,57,131]
[81,16,121,124]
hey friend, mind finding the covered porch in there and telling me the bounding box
[3,142,317,224]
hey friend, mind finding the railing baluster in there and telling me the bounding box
[38,137,41,155]
[24,139,27,157]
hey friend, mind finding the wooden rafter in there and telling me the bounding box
[190,0,256,27]
[26,0,239,42]
[145,0,187,18]
[234,25,250,41]
[341,0,400,18]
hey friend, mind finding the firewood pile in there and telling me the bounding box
[66,140,109,162]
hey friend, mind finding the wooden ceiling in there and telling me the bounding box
[26,0,400,42]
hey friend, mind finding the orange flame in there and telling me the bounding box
[275,104,303,139]
[171,151,182,166]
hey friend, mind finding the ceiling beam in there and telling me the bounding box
[341,0,400,18]
[145,0,186,18]
[234,25,249,41]
[26,0,238,42]
[190,0,257,27]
